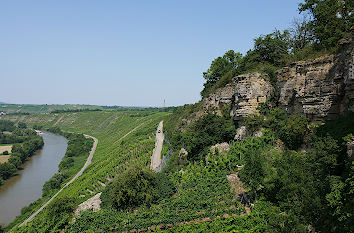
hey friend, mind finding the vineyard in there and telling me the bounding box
[0,110,168,232]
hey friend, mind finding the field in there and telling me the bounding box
[0,104,102,114]
[0,155,10,163]
[0,145,12,154]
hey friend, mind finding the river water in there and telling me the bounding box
[0,132,67,226]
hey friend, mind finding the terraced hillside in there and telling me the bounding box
[0,110,168,232]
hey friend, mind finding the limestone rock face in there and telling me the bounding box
[202,46,353,121]
[276,51,354,119]
[232,73,273,120]
[203,84,234,116]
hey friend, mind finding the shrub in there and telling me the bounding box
[181,114,236,161]
[2,150,8,155]
[42,173,66,196]
[8,155,21,168]
[279,114,308,150]
[102,165,160,210]
[244,114,264,133]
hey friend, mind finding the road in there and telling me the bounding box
[151,121,164,172]
[19,134,98,227]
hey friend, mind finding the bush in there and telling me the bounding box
[244,114,263,133]
[2,150,8,155]
[102,165,173,210]
[279,114,308,150]
[8,155,22,168]
[181,114,236,161]
[42,173,66,196]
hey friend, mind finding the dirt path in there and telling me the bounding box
[151,121,164,172]
[113,122,145,144]
[19,134,98,227]
[53,115,64,126]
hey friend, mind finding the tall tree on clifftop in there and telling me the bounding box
[299,0,353,48]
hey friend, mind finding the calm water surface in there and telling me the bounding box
[0,132,67,226]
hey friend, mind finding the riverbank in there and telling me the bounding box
[5,130,94,229]
[0,132,67,226]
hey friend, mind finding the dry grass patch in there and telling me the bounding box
[0,145,12,154]
[0,155,10,163]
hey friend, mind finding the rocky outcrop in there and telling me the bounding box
[210,142,230,155]
[232,73,273,120]
[203,73,273,120]
[276,51,353,119]
[203,47,353,120]
[203,84,234,116]
[74,192,102,216]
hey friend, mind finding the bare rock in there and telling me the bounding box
[74,193,102,216]
[210,142,230,155]
[276,51,354,119]
[203,84,234,116]
[232,73,273,120]
[234,126,247,141]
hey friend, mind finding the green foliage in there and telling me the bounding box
[8,155,22,168]
[278,114,308,150]
[181,114,236,161]
[253,30,291,66]
[203,50,242,83]
[42,173,67,196]
[17,122,27,129]
[0,162,16,179]
[201,50,242,98]
[244,114,263,133]
[164,200,306,233]
[239,149,268,194]
[2,150,8,155]
[0,120,15,132]
[299,0,353,49]
[46,196,75,218]
[102,165,161,210]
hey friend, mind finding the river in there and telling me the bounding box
[0,132,67,226]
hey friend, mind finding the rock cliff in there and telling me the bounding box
[203,47,353,120]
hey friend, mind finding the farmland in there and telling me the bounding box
[0,110,169,231]
[0,104,102,114]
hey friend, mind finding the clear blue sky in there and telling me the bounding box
[0,0,303,107]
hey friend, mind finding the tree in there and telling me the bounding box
[289,15,315,50]
[203,50,242,83]
[299,0,354,48]
[253,30,291,66]
[279,114,309,150]
[239,149,267,196]
[8,155,22,168]
[0,162,16,179]
[101,165,159,210]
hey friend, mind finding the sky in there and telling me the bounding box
[0,0,303,107]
